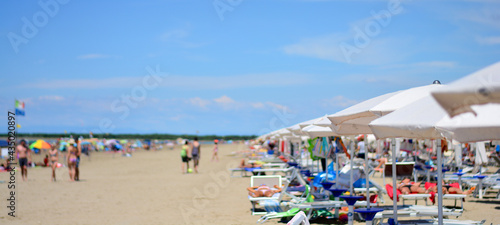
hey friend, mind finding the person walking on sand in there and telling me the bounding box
[211,139,219,162]
[49,145,59,181]
[16,139,31,181]
[66,139,78,181]
[181,140,190,173]
[191,137,201,173]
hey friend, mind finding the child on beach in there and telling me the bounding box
[211,140,219,162]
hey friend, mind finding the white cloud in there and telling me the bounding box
[322,96,359,108]
[284,34,410,65]
[188,97,211,108]
[77,54,111,59]
[214,95,235,104]
[251,102,265,109]
[39,95,65,101]
[476,36,500,45]
[266,102,290,111]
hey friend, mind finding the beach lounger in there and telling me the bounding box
[249,175,283,215]
[229,168,248,177]
[373,205,464,225]
[286,211,310,225]
[425,182,467,209]
[253,167,294,176]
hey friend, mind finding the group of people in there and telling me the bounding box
[180,138,220,174]
[9,139,83,182]
[398,177,472,195]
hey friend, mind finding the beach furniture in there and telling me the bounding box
[385,184,430,206]
[286,211,310,225]
[252,167,294,176]
[425,182,466,209]
[249,175,283,215]
[372,205,465,225]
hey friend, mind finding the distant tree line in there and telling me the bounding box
[1,133,257,141]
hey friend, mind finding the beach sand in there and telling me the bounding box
[0,143,498,224]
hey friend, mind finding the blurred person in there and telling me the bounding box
[357,136,366,159]
[398,177,426,194]
[180,140,190,174]
[247,185,282,197]
[49,145,59,181]
[211,140,219,162]
[16,139,31,181]
[191,137,201,173]
[66,139,78,181]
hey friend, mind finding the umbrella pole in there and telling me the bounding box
[365,134,370,208]
[391,138,398,224]
[414,139,418,182]
[350,139,355,194]
[437,139,443,225]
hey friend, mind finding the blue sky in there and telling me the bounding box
[1,0,499,135]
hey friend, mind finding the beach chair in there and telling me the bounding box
[249,175,283,215]
[252,167,295,176]
[384,162,415,179]
[286,211,310,225]
[257,185,313,224]
[424,182,467,210]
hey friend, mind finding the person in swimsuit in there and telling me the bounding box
[180,140,190,174]
[49,145,59,181]
[211,139,219,162]
[66,139,79,181]
[426,180,472,194]
[191,137,201,173]
[16,139,31,181]
[74,138,82,181]
[398,177,426,194]
[247,185,282,197]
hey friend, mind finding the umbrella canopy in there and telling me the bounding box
[105,139,119,146]
[432,61,500,117]
[302,125,338,138]
[327,84,443,135]
[30,139,51,149]
[369,95,500,142]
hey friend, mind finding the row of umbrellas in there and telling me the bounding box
[259,61,500,224]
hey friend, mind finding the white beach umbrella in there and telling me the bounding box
[302,124,338,138]
[287,124,304,136]
[327,84,443,135]
[432,61,500,117]
[369,96,500,142]
[323,83,443,224]
[369,95,500,225]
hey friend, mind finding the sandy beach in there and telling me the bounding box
[0,143,498,225]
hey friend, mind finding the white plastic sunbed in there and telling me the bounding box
[373,205,464,225]
[286,211,310,225]
[252,167,294,176]
[400,194,431,206]
[249,175,283,215]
